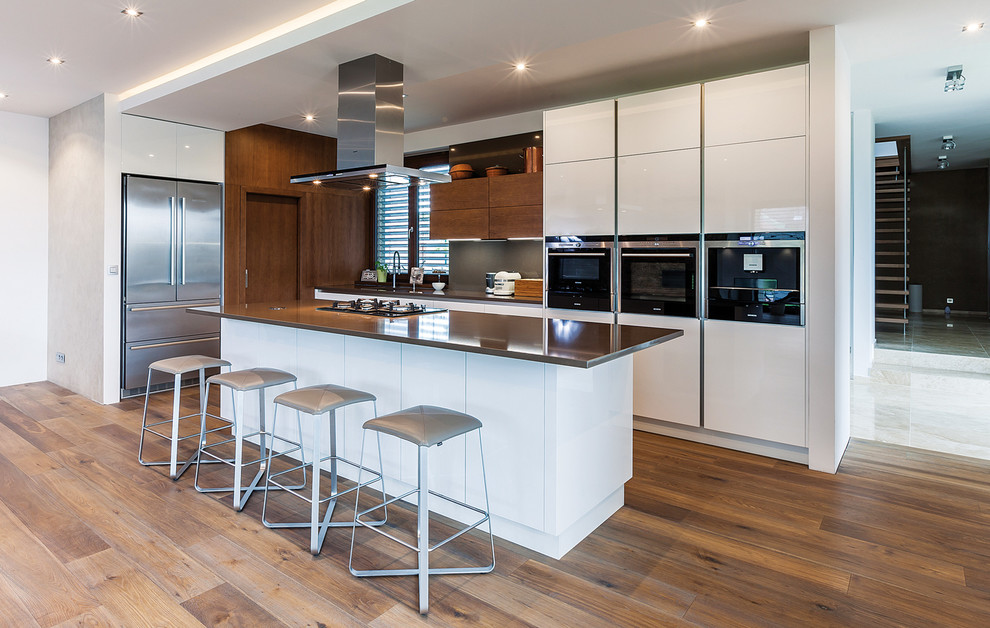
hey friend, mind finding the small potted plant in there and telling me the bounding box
[375,261,387,283]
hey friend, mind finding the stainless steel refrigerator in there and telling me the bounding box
[122,175,223,395]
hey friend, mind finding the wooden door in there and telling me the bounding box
[244,192,299,303]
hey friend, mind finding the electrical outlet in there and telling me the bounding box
[56,352,65,363]
[946,298,954,304]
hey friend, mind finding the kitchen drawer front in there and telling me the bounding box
[489,205,542,239]
[430,208,489,240]
[431,178,488,210]
[123,334,221,391]
[125,300,220,342]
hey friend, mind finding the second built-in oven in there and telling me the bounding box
[545,235,614,311]
[618,235,699,317]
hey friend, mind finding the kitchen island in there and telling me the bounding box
[191,301,681,558]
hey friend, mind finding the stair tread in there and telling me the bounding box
[876,263,909,268]
[876,251,908,256]
[876,316,908,324]
[876,289,909,295]
[876,276,909,282]
[876,302,909,309]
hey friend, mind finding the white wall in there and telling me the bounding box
[48,94,120,403]
[807,27,852,473]
[405,109,543,153]
[0,112,49,386]
[850,110,876,377]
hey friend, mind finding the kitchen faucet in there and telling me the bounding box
[392,250,400,290]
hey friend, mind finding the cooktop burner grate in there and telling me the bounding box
[316,298,447,318]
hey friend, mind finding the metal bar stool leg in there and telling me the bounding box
[418,443,429,615]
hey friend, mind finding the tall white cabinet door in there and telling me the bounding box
[543,100,615,164]
[617,149,700,235]
[122,115,177,178]
[704,65,807,146]
[176,125,224,182]
[703,137,806,233]
[703,320,806,447]
[619,314,700,427]
[617,84,700,156]
[544,159,615,236]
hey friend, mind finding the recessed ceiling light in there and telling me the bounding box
[962,22,984,32]
[362,186,372,191]
[515,62,527,71]
[368,173,379,179]
[303,114,315,122]
[693,18,710,28]
[0,93,8,100]
[121,8,143,18]
[47,56,65,66]
[313,180,322,186]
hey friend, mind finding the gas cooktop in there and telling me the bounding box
[316,298,447,318]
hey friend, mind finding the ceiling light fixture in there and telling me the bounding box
[47,56,65,66]
[515,62,527,71]
[944,65,965,91]
[693,18,710,28]
[962,22,984,32]
[303,114,315,122]
[941,135,956,150]
[121,8,143,17]
[0,93,8,100]
[937,156,949,169]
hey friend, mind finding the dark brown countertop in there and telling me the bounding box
[191,301,681,368]
[316,284,542,305]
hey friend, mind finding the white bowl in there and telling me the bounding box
[432,282,446,291]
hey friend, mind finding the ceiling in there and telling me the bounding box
[2,0,987,172]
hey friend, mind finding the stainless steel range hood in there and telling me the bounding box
[290,54,450,190]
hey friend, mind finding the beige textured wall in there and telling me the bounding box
[48,95,108,401]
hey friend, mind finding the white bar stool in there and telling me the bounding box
[194,367,300,511]
[138,355,231,480]
[349,405,495,615]
[261,384,386,555]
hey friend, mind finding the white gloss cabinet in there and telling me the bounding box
[617,149,700,234]
[617,84,700,156]
[703,320,806,447]
[544,159,616,236]
[703,136,807,233]
[618,314,700,427]
[543,100,615,164]
[704,65,808,146]
[122,114,224,182]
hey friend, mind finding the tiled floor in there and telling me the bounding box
[852,313,990,461]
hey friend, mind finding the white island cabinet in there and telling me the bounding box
[195,302,681,559]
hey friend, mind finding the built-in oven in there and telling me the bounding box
[706,231,805,325]
[545,235,614,311]
[618,235,699,317]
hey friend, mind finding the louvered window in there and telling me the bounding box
[375,163,449,273]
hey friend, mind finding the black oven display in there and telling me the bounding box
[546,236,614,311]
[619,236,698,317]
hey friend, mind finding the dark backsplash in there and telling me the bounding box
[448,240,543,290]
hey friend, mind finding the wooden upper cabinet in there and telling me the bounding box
[431,173,543,240]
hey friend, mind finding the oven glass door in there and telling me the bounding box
[620,250,696,316]
[547,250,611,295]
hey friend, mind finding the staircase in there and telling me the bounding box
[874,141,910,330]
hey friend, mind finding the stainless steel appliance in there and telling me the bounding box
[545,236,614,311]
[122,175,223,395]
[618,235,698,317]
[317,299,446,317]
[705,231,805,325]
[485,272,497,294]
[493,271,521,295]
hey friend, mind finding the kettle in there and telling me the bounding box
[493,271,522,296]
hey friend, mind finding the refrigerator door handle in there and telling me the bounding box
[168,196,176,286]
[179,196,187,285]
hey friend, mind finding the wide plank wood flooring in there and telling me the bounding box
[1,381,989,626]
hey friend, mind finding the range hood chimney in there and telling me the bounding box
[290,54,450,190]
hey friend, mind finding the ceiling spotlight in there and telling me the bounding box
[693,18,710,28]
[962,22,984,32]
[515,62,527,71]
[362,186,372,191]
[944,65,965,92]
[941,135,956,150]
[121,8,143,17]
[303,114,315,122]
[937,156,949,169]
[0,93,8,99]
[47,56,65,66]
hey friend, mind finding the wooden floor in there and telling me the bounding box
[1,382,989,627]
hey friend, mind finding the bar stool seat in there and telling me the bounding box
[349,405,495,615]
[138,354,230,480]
[262,384,385,555]
[194,367,299,511]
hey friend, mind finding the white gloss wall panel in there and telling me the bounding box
[445,300,486,313]
[544,309,614,324]
[617,149,700,234]
[465,354,545,531]
[121,115,176,177]
[704,137,807,233]
[484,303,542,317]
[704,65,808,146]
[543,100,615,164]
[703,320,806,446]
[176,125,224,182]
[544,159,616,236]
[617,84,700,155]
[618,314,700,427]
[344,337,403,483]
